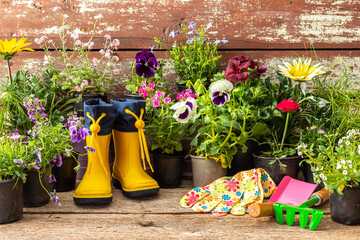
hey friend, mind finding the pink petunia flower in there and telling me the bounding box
[163,97,171,104]
[148,82,155,90]
[153,99,161,107]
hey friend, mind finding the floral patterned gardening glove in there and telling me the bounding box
[180,168,276,216]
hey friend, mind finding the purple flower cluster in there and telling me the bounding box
[66,112,88,143]
[23,95,48,124]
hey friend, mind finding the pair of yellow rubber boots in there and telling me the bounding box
[73,98,159,205]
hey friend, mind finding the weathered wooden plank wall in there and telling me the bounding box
[1,0,359,98]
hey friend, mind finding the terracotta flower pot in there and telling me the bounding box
[0,179,23,224]
[190,155,227,187]
[253,153,301,185]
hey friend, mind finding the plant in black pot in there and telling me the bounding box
[299,129,360,225]
[143,84,190,188]
[254,58,326,185]
[223,55,271,175]
[0,133,28,224]
[20,95,76,207]
[154,21,225,91]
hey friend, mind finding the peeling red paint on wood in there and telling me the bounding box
[0,0,359,50]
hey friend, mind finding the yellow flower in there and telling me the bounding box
[278,58,325,82]
[0,37,34,60]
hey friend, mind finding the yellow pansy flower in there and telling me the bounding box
[0,37,34,60]
[278,58,325,82]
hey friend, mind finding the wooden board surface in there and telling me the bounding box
[0,0,359,50]
[1,181,360,240]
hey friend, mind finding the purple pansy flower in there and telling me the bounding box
[34,146,42,162]
[50,190,61,206]
[135,50,158,78]
[13,159,27,168]
[79,127,89,140]
[170,97,197,123]
[85,146,96,153]
[50,155,63,167]
[31,160,41,170]
[69,126,81,143]
[211,91,230,107]
[46,174,56,183]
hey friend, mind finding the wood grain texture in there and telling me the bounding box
[0,0,359,50]
[0,181,359,239]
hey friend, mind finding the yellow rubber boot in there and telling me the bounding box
[73,99,115,205]
[110,98,159,198]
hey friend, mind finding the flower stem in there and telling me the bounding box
[280,111,290,152]
[6,60,12,84]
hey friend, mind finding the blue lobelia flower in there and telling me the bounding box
[188,21,196,28]
[206,23,212,29]
[169,31,178,38]
[135,50,158,78]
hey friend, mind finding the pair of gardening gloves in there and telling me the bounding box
[180,168,277,216]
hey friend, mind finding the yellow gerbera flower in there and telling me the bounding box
[278,58,325,82]
[0,37,34,60]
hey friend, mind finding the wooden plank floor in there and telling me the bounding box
[1,180,359,240]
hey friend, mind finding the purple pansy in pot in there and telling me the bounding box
[208,79,233,107]
[170,97,197,123]
[135,50,158,78]
[50,155,63,167]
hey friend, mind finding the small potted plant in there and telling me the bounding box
[299,129,360,225]
[124,49,168,99]
[36,8,120,112]
[0,133,28,223]
[253,58,326,185]
[178,77,240,187]
[21,95,77,207]
[141,82,191,188]
[154,21,226,91]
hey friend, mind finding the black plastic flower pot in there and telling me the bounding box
[51,157,77,192]
[152,151,184,188]
[0,178,23,224]
[227,141,257,176]
[124,93,143,100]
[23,169,50,207]
[300,161,324,192]
[253,153,301,186]
[330,185,360,225]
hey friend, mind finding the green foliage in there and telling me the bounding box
[154,22,223,86]
[0,134,29,181]
[37,11,118,97]
[0,70,70,133]
[299,130,360,194]
[145,104,186,154]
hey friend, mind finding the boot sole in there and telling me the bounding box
[112,177,159,198]
[73,196,112,205]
